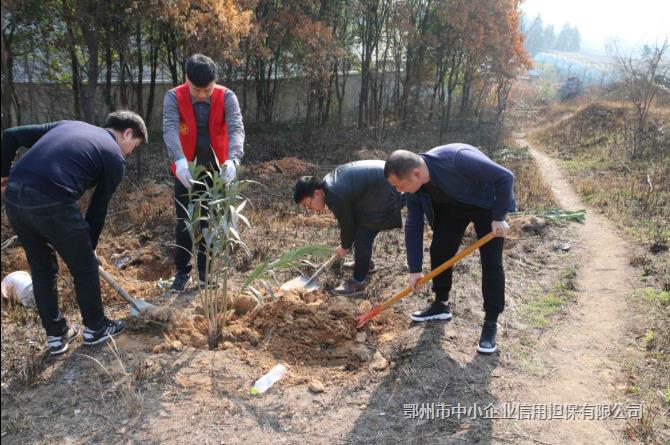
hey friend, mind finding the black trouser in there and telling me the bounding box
[352,226,379,282]
[4,184,106,336]
[430,201,505,315]
[174,177,210,278]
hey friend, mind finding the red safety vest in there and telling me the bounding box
[170,82,229,175]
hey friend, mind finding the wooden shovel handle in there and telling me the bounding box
[381,231,497,311]
[98,266,141,312]
[304,253,340,287]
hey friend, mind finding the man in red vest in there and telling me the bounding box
[162,54,245,293]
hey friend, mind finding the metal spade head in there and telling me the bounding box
[129,299,156,317]
[280,275,321,292]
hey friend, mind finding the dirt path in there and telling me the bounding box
[510,135,634,443]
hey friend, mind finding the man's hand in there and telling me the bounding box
[220,159,237,186]
[409,272,425,292]
[492,220,510,238]
[175,158,193,188]
[1,177,7,193]
[335,245,349,257]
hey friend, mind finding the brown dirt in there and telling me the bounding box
[247,157,316,179]
[154,289,406,373]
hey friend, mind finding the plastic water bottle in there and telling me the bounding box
[250,364,288,395]
[1,271,35,307]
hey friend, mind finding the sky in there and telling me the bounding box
[521,0,670,53]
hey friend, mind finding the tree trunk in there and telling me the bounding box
[79,8,101,123]
[118,50,128,107]
[241,52,250,116]
[165,29,180,86]
[1,24,16,130]
[145,26,161,131]
[104,29,114,112]
[62,0,82,119]
[134,18,144,118]
[81,46,99,121]
[494,76,511,150]
[334,59,348,128]
[304,80,317,140]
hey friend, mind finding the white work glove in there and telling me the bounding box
[220,159,237,186]
[492,220,510,238]
[175,158,193,188]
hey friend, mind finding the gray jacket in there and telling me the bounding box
[323,160,403,249]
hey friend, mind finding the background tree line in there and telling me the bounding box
[1,0,530,144]
[522,14,581,56]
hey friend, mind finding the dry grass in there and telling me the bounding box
[491,133,559,212]
[530,101,670,244]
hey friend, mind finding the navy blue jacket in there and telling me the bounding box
[405,144,515,272]
[2,121,126,249]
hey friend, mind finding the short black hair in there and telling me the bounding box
[104,110,148,143]
[293,176,323,204]
[384,150,422,179]
[186,54,217,87]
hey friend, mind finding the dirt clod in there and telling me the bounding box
[308,379,326,393]
[234,293,259,315]
[350,344,372,361]
[369,351,388,371]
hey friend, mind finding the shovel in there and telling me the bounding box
[98,266,156,316]
[280,253,340,292]
[356,231,498,328]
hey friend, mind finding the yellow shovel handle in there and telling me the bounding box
[381,231,498,311]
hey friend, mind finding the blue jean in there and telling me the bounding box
[4,184,106,336]
[352,227,379,282]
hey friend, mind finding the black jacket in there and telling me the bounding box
[323,160,403,249]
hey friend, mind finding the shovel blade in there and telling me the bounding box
[280,276,320,292]
[130,299,155,317]
[356,305,382,329]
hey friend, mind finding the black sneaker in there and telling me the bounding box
[410,301,453,322]
[170,272,191,294]
[47,326,81,355]
[83,319,125,346]
[477,320,497,354]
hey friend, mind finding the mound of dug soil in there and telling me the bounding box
[250,292,360,366]
[159,289,401,368]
